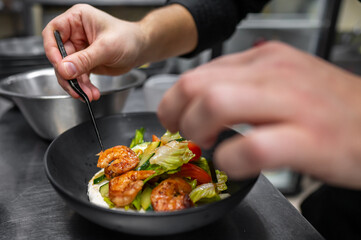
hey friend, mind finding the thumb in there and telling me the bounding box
[57,43,104,79]
[213,125,317,180]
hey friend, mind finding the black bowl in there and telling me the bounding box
[44,112,258,236]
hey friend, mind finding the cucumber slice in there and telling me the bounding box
[131,142,151,152]
[132,192,142,211]
[93,174,106,184]
[99,183,115,208]
[99,183,109,198]
[136,141,161,170]
[140,186,153,210]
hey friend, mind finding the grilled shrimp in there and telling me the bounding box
[109,170,155,207]
[97,145,139,179]
[151,177,193,212]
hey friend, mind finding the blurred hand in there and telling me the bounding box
[42,4,147,101]
[158,41,361,189]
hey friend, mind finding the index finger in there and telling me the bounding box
[42,10,75,67]
[42,27,62,67]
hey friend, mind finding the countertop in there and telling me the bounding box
[0,90,324,239]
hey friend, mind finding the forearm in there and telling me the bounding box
[137,4,197,64]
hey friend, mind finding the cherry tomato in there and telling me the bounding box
[188,141,202,162]
[176,163,211,185]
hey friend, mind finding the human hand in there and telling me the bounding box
[42,4,146,101]
[158,41,361,189]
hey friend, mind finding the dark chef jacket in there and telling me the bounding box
[167,0,269,56]
[167,1,361,239]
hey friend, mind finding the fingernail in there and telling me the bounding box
[63,62,77,77]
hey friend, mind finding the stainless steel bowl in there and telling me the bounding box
[0,36,45,57]
[0,68,146,139]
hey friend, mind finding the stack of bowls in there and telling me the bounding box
[0,36,51,80]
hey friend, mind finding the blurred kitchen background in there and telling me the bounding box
[1,0,361,210]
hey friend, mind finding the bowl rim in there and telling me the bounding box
[0,36,45,57]
[0,68,146,100]
[43,112,259,218]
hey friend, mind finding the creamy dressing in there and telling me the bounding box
[87,169,109,208]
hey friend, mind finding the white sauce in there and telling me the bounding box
[87,169,109,208]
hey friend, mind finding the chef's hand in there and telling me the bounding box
[158,41,361,189]
[42,4,142,101]
[42,4,197,101]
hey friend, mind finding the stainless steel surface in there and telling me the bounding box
[0,36,44,57]
[0,101,323,239]
[0,96,13,117]
[0,36,50,79]
[0,68,146,139]
[222,0,336,56]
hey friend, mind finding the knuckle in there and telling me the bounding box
[264,41,287,51]
[256,43,300,75]
[177,73,197,98]
[202,87,226,121]
[76,51,93,72]
[72,3,90,10]
[257,41,290,57]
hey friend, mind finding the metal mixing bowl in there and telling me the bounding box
[0,68,146,139]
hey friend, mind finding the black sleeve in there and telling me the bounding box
[167,0,269,57]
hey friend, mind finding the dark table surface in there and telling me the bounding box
[0,92,324,240]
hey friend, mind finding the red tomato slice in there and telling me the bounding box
[188,141,202,162]
[176,163,211,185]
[152,135,160,142]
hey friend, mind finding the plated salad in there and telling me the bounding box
[88,128,229,212]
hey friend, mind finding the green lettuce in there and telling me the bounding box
[216,170,228,192]
[149,141,194,171]
[130,127,145,148]
[189,183,220,203]
[160,130,183,144]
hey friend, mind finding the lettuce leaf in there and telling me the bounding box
[130,127,145,148]
[189,183,220,203]
[216,170,228,192]
[149,141,194,171]
[160,130,182,144]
